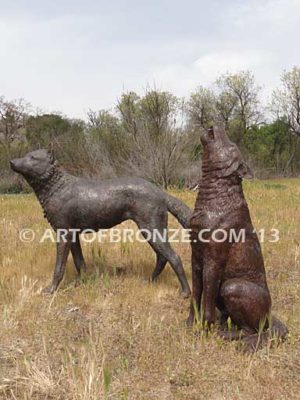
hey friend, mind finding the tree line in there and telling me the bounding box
[0,67,300,193]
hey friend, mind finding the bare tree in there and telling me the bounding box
[123,125,193,189]
[272,66,300,173]
[117,89,192,188]
[85,109,121,176]
[272,67,300,136]
[0,97,29,157]
[117,92,140,138]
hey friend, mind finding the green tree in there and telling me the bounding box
[216,71,262,146]
[244,120,290,175]
[187,87,216,129]
[25,114,72,148]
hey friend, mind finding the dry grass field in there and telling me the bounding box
[0,179,299,399]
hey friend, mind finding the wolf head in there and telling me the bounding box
[200,126,253,179]
[10,149,56,181]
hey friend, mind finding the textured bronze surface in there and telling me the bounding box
[10,149,191,296]
[187,127,288,351]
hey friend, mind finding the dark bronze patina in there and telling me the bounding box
[10,149,191,297]
[187,127,288,351]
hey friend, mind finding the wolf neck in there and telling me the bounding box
[197,168,247,212]
[27,166,68,209]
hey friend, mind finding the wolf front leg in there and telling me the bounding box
[71,233,87,275]
[42,236,71,294]
[202,256,222,329]
[187,242,203,326]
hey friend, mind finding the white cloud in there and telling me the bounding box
[0,0,299,118]
[194,50,270,81]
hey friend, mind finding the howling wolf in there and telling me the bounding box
[11,149,191,297]
[187,127,288,351]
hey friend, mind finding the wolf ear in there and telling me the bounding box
[48,143,55,163]
[237,161,254,179]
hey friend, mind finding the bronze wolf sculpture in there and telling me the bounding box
[10,149,191,297]
[187,127,288,351]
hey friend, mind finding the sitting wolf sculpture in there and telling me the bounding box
[187,126,288,351]
[10,149,191,297]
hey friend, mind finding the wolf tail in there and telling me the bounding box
[165,193,192,229]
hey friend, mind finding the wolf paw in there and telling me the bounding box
[41,285,55,295]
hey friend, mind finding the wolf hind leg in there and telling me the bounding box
[220,278,271,333]
[151,253,168,282]
[218,278,276,352]
[136,216,191,298]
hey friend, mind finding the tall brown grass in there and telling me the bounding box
[0,179,299,399]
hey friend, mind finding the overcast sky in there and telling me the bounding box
[0,0,298,118]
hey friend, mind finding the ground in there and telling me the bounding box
[0,179,299,400]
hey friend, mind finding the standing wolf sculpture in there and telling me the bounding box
[187,127,288,351]
[10,149,191,297]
